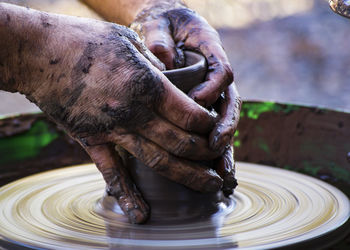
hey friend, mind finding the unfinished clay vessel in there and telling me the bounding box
[126,51,226,223]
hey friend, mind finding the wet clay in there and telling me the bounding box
[0,162,348,249]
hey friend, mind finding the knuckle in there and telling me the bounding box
[131,68,161,96]
[172,136,196,157]
[222,63,234,84]
[102,70,165,129]
[181,172,197,187]
[143,152,165,169]
[149,42,172,55]
[113,23,139,41]
[184,108,196,131]
[127,67,165,108]
[107,176,123,197]
[101,101,152,129]
[78,135,106,147]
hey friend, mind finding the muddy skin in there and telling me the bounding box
[164,8,197,33]
[42,99,114,137]
[56,73,65,83]
[215,146,237,197]
[107,173,150,224]
[131,2,235,111]
[40,12,52,28]
[211,87,242,152]
[131,4,187,69]
[130,138,223,193]
[210,86,241,195]
[113,131,223,193]
[108,25,165,71]
[49,58,60,65]
[164,8,234,104]
[101,102,155,129]
[0,7,54,93]
[37,32,164,136]
[0,77,16,92]
[138,122,201,160]
[163,129,197,157]
[131,2,240,196]
[132,0,186,23]
[64,82,87,107]
[87,143,150,224]
[73,42,96,75]
[108,36,149,72]
[0,3,225,223]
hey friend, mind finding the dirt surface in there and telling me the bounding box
[0,0,349,116]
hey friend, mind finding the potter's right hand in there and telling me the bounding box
[0,3,224,224]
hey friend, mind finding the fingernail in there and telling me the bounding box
[204,178,223,193]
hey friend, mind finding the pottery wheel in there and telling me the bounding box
[0,162,349,249]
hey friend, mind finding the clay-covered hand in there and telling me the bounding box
[2,6,225,223]
[211,85,241,196]
[131,3,242,196]
[131,3,236,107]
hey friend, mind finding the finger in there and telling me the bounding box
[141,19,184,69]
[81,142,150,224]
[173,21,233,107]
[123,27,166,71]
[209,84,242,151]
[188,42,233,107]
[110,131,223,193]
[215,146,237,197]
[165,9,233,106]
[155,72,218,134]
[133,40,166,71]
[136,115,222,160]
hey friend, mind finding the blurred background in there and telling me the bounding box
[0,0,349,116]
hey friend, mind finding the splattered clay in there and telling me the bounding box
[0,162,349,249]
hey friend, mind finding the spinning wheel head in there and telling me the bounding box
[0,162,349,249]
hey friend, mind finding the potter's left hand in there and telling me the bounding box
[131,2,242,196]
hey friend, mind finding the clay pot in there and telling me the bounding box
[126,51,225,223]
[162,50,207,92]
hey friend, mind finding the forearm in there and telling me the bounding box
[0,3,101,96]
[82,0,186,26]
[0,3,47,93]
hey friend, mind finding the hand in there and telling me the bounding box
[211,84,241,196]
[4,7,225,223]
[131,4,242,196]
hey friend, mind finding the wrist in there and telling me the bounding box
[132,0,187,25]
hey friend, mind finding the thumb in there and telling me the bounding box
[141,19,184,69]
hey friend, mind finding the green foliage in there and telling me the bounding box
[0,120,58,164]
